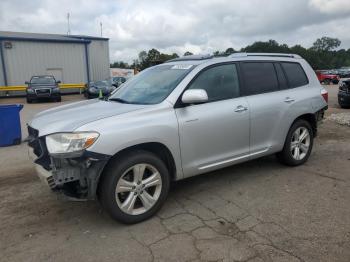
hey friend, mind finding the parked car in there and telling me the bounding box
[25,75,61,103]
[111,76,127,87]
[338,78,350,108]
[338,69,350,78]
[27,53,328,224]
[84,80,116,99]
[315,70,340,84]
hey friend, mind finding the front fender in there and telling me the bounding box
[75,106,183,180]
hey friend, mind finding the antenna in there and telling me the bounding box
[100,22,103,37]
[67,12,71,35]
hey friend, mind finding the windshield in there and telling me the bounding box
[30,76,55,84]
[109,64,194,104]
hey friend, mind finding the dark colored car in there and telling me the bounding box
[338,69,350,78]
[25,75,61,103]
[110,76,127,87]
[84,80,116,99]
[338,79,350,108]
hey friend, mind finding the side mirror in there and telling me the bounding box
[181,89,208,104]
[25,81,29,85]
[56,80,61,84]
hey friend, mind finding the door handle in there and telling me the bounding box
[234,105,248,112]
[284,97,295,103]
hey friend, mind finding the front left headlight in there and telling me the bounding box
[46,132,99,155]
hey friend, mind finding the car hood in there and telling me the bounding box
[29,99,147,136]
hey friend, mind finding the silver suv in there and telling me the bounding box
[28,53,328,223]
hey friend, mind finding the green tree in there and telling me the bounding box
[224,47,236,55]
[138,51,147,63]
[110,61,131,68]
[136,49,179,70]
[311,37,341,52]
[111,37,350,71]
[242,39,289,53]
[184,51,193,56]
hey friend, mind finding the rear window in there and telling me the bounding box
[241,62,279,95]
[281,62,308,88]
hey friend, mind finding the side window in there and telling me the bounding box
[188,64,240,102]
[274,63,289,90]
[241,62,279,95]
[281,62,308,88]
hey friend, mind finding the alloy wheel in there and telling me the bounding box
[115,163,162,215]
[290,127,310,161]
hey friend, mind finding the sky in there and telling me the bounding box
[1,0,350,63]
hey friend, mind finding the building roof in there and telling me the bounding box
[0,31,109,44]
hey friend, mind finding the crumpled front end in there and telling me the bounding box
[27,125,110,200]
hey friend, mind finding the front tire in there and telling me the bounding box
[99,150,170,224]
[277,120,314,166]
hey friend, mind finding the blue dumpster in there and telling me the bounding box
[0,104,24,147]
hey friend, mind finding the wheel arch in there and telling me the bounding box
[291,113,317,137]
[96,142,178,196]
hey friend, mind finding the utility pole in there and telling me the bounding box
[67,12,71,35]
[100,22,103,37]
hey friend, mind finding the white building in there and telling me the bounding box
[0,31,109,89]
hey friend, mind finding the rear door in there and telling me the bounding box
[279,61,312,128]
[240,61,292,155]
[175,63,250,176]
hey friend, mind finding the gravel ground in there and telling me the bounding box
[0,86,349,262]
[327,113,350,126]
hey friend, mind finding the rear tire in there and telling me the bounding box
[99,150,170,224]
[26,97,32,103]
[277,120,314,166]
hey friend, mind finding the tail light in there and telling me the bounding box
[321,88,328,104]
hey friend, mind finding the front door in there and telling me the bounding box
[175,63,250,177]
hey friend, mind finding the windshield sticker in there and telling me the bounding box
[171,65,193,70]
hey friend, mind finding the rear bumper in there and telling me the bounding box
[338,91,350,105]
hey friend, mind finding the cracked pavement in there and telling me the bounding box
[1,87,350,262]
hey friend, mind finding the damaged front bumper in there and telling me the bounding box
[28,126,110,200]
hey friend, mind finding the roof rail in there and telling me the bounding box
[229,52,302,59]
[168,54,213,62]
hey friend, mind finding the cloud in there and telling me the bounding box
[1,0,350,63]
[309,0,350,14]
